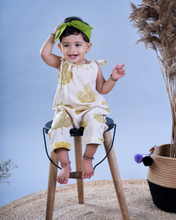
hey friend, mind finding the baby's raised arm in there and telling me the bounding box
[40,25,62,69]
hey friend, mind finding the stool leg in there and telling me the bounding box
[74,136,84,204]
[46,151,58,220]
[103,131,129,220]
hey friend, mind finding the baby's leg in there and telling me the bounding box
[48,110,73,184]
[55,148,71,184]
[82,144,98,179]
[81,108,108,179]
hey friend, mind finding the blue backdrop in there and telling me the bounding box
[0,0,171,206]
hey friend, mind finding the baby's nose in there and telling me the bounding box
[70,45,76,51]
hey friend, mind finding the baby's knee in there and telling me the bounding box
[52,110,72,130]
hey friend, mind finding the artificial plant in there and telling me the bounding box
[129,0,176,157]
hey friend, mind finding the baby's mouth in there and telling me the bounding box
[68,54,78,59]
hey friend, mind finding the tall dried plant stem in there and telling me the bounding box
[157,55,176,157]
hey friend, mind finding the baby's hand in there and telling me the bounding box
[111,64,125,81]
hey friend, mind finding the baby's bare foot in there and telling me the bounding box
[56,163,71,184]
[82,158,94,179]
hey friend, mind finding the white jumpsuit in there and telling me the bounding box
[49,58,110,151]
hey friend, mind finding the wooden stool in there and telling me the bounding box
[43,117,129,220]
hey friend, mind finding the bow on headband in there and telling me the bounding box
[54,20,93,43]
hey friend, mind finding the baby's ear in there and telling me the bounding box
[57,43,62,53]
[86,42,92,53]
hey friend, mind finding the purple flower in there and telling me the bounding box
[134,154,143,163]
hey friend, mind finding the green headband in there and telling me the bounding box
[54,20,93,43]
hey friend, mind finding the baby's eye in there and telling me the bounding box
[63,44,69,47]
[75,44,81,47]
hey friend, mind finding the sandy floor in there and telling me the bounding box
[0,179,176,220]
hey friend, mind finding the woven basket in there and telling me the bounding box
[147,144,176,213]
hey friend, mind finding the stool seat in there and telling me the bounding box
[44,117,114,136]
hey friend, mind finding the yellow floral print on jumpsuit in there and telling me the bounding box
[48,58,110,151]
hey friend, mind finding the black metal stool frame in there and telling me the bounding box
[43,117,116,171]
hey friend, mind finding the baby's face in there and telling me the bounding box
[60,33,92,65]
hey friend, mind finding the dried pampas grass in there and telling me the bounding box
[129,0,176,158]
